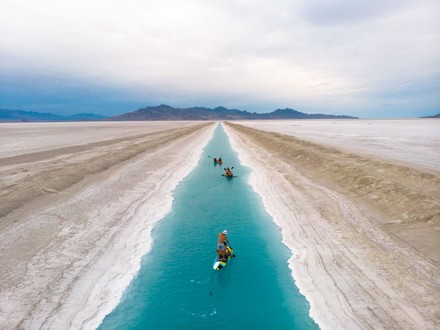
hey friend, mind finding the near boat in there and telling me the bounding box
[213,245,235,270]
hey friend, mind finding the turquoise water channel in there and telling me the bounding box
[99,124,318,329]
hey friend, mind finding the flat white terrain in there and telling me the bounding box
[1,119,438,330]
[234,119,440,173]
[0,121,198,158]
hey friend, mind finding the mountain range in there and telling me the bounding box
[0,105,358,121]
[108,104,358,120]
[2,106,439,122]
[0,109,106,122]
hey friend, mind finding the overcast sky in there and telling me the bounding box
[1,0,439,118]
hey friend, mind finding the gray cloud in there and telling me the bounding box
[0,0,439,117]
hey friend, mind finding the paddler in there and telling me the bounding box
[218,157,223,165]
[217,230,230,261]
[224,167,233,177]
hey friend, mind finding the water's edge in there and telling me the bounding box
[99,123,317,329]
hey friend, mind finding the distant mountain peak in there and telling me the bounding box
[273,108,301,113]
[157,104,173,109]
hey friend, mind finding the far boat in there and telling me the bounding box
[208,155,222,165]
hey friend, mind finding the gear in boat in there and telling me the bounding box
[223,167,234,178]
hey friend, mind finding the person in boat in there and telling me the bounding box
[217,230,230,261]
[224,167,233,177]
[213,158,218,164]
[218,157,223,165]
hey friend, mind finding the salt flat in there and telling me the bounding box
[0,121,199,158]
[225,120,440,329]
[0,121,215,329]
[1,119,439,330]
[234,119,440,173]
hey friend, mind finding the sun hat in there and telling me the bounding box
[222,230,228,234]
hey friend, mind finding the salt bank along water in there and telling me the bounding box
[99,124,318,329]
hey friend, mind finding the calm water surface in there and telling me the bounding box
[99,124,318,329]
